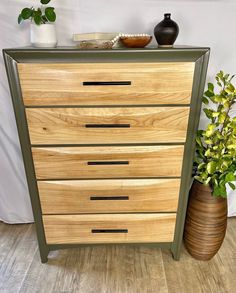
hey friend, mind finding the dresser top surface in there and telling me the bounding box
[4,45,210,52]
[3,46,210,64]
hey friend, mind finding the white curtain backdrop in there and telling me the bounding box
[0,0,236,223]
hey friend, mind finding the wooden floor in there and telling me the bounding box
[0,218,235,293]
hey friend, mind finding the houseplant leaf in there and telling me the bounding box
[45,7,56,22]
[21,8,33,20]
[208,83,214,92]
[205,124,216,137]
[41,0,51,4]
[18,14,23,24]
[207,161,217,174]
[228,182,236,190]
[225,172,236,182]
[34,11,42,25]
[212,184,227,197]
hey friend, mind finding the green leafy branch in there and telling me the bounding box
[194,71,236,197]
[18,0,56,25]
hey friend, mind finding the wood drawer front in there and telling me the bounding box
[18,62,194,106]
[38,179,180,214]
[43,213,176,244]
[32,145,184,179]
[26,107,189,145]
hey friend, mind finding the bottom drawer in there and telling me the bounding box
[43,214,176,244]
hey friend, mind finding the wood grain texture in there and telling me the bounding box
[38,178,180,214]
[42,213,176,244]
[32,145,184,179]
[18,62,195,106]
[26,107,190,144]
[162,219,236,293]
[0,223,37,293]
[1,219,236,293]
[51,245,168,293]
[184,180,227,261]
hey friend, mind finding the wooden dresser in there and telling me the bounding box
[4,47,209,263]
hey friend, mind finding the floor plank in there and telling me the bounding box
[161,217,236,293]
[0,218,235,293]
[0,223,37,293]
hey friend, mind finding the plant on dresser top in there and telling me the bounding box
[18,0,57,48]
[184,71,236,261]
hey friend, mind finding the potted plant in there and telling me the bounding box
[184,71,236,260]
[18,0,57,48]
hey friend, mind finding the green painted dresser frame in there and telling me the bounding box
[3,47,210,263]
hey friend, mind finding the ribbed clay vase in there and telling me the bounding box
[184,180,227,261]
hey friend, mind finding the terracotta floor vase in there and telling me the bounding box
[184,180,227,260]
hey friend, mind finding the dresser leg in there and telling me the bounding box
[41,255,48,263]
[171,246,181,261]
[39,247,49,263]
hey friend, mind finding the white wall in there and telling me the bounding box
[0,0,236,223]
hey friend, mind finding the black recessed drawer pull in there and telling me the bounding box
[83,81,131,86]
[85,124,131,128]
[90,196,129,201]
[87,161,129,165]
[91,229,128,233]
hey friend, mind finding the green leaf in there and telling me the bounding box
[202,96,209,104]
[41,15,48,23]
[45,7,56,22]
[225,83,235,94]
[213,184,227,197]
[207,161,217,174]
[21,8,33,20]
[205,90,214,98]
[228,182,236,190]
[222,99,230,109]
[219,71,224,78]
[225,74,230,81]
[18,14,23,24]
[225,172,236,182]
[203,108,213,119]
[194,176,204,184]
[204,139,213,145]
[196,136,202,147]
[37,8,42,15]
[205,177,211,185]
[205,124,216,137]
[197,130,204,136]
[41,0,51,4]
[218,112,226,124]
[198,162,206,170]
[34,11,42,25]
[205,149,213,157]
[213,178,218,186]
[212,111,220,118]
[229,75,235,82]
[208,83,214,92]
[213,95,223,103]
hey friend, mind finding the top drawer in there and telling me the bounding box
[18,62,195,106]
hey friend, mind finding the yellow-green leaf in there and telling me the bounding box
[227,144,236,149]
[205,124,216,137]
[207,161,217,174]
[212,112,220,117]
[218,112,226,124]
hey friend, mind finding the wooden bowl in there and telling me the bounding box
[120,36,152,48]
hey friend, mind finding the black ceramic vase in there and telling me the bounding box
[154,13,179,47]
